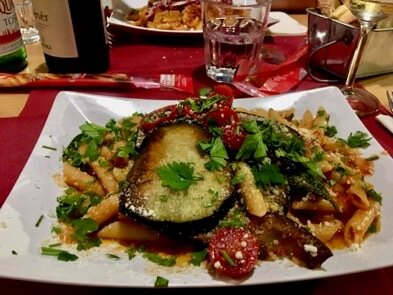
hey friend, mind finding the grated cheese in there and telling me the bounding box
[304,244,318,257]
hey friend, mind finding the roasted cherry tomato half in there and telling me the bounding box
[212,85,234,108]
[139,104,179,133]
[182,103,206,122]
[213,85,234,98]
[206,107,239,128]
[208,227,259,278]
[222,124,246,151]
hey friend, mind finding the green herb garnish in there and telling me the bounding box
[367,189,382,204]
[41,247,78,261]
[157,161,203,191]
[126,248,137,260]
[200,137,228,171]
[190,249,207,266]
[154,276,169,288]
[220,250,236,266]
[231,172,245,185]
[252,164,286,186]
[366,155,379,161]
[71,218,101,251]
[236,121,267,160]
[107,254,120,260]
[219,209,245,227]
[159,194,169,202]
[35,215,44,227]
[42,145,57,151]
[142,252,176,267]
[345,131,371,148]
[367,223,378,234]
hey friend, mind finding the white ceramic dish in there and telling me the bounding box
[0,86,392,287]
[108,0,306,36]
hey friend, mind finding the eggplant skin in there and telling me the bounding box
[120,123,235,237]
[249,213,333,269]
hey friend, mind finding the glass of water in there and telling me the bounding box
[13,0,40,44]
[202,0,272,83]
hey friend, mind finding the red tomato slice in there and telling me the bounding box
[208,227,259,278]
[213,85,234,98]
[212,85,234,108]
[222,124,246,151]
[207,107,239,127]
[182,104,206,121]
[140,105,179,133]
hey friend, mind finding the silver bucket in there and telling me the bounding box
[306,8,393,82]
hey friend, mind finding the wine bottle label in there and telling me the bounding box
[0,0,24,57]
[32,0,78,58]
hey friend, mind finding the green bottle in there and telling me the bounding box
[0,0,27,73]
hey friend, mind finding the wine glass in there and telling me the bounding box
[341,0,393,116]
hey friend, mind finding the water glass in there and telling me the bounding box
[202,0,272,83]
[13,0,40,44]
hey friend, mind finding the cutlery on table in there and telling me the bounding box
[376,90,393,135]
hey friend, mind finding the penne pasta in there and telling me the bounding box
[298,110,314,129]
[343,201,381,246]
[347,177,370,209]
[236,162,267,217]
[308,219,343,243]
[292,198,337,213]
[63,162,105,197]
[97,220,175,246]
[84,194,120,226]
[90,160,119,194]
[112,160,133,183]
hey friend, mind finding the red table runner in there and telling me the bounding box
[0,35,392,206]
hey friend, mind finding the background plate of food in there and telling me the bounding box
[0,86,392,287]
[109,0,204,35]
[108,0,301,36]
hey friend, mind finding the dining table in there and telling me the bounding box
[0,12,392,294]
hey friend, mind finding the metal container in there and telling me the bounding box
[306,8,393,81]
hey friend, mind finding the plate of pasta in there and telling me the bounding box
[109,0,203,35]
[108,0,291,36]
[0,86,392,287]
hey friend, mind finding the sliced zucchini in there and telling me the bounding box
[120,123,235,236]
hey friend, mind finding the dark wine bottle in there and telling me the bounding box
[0,0,28,73]
[32,0,109,73]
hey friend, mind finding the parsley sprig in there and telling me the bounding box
[344,131,372,148]
[41,247,78,262]
[199,137,228,171]
[157,161,203,191]
[236,120,267,160]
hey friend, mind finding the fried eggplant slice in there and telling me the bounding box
[249,212,333,269]
[120,123,234,236]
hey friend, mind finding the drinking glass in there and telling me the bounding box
[202,0,272,83]
[342,0,393,116]
[13,0,40,44]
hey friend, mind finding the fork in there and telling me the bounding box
[104,6,119,48]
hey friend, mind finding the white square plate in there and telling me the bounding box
[0,86,392,287]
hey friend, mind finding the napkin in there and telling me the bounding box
[376,114,393,135]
